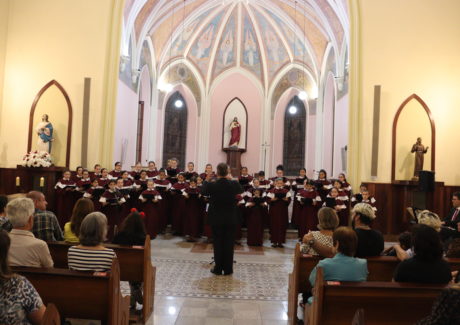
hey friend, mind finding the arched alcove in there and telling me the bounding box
[392,94,435,181]
[222,98,248,150]
[162,91,188,169]
[283,96,306,175]
[27,80,72,167]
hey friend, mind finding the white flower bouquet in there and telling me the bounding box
[22,150,52,167]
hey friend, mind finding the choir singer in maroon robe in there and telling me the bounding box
[267,178,291,248]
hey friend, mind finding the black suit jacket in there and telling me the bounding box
[201,178,243,227]
[445,208,460,229]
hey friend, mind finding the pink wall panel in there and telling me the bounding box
[209,73,262,174]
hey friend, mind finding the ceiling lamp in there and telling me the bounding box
[289,105,298,115]
[175,99,184,108]
[298,91,308,100]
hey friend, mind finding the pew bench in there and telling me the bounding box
[288,243,460,325]
[309,267,448,325]
[13,259,129,325]
[47,235,155,323]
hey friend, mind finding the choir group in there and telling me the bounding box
[54,159,377,247]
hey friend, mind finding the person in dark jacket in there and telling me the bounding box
[201,163,243,275]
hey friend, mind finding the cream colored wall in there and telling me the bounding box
[350,0,460,186]
[0,0,122,169]
[395,100,432,181]
[0,0,10,129]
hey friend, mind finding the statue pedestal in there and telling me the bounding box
[223,147,246,177]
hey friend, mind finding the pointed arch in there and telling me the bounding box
[391,94,436,181]
[222,97,248,150]
[27,80,73,167]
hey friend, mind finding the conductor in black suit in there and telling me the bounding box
[201,163,243,275]
[441,192,460,241]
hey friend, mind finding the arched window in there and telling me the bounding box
[163,91,188,169]
[283,96,306,175]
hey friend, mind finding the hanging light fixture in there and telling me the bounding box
[289,105,298,115]
[175,99,184,108]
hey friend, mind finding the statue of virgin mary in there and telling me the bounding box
[36,114,54,153]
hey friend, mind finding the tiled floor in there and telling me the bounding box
[145,235,297,325]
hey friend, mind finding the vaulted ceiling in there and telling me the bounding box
[121,0,349,91]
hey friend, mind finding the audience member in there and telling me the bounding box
[415,283,460,325]
[301,227,368,323]
[67,212,116,272]
[440,192,460,241]
[394,224,451,284]
[113,211,146,310]
[301,207,339,257]
[0,195,12,232]
[6,198,53,268]
[383,231,411,258]
[351,203,384,257]
[27,191,63,241]
[0,229,46,324]
[64,198,94,243]
[417,210,442,232]
[446,238,460,258]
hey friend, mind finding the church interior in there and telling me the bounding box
[1,0,460,324]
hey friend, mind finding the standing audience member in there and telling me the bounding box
[301,207,339,257]
[351,203,384,257]
[0,230,46,324]
[68,212,116,272]
[441,192,460,242]
[394,224,452,284]
[6,198,54,268]
[0,195,12,232]
[113,211,146,310]
[27,191,63,241]
[64,198,95,243]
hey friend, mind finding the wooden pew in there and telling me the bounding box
[47,235,155,323]
[287,243,460,325]
[14,258,129,325]
[309,267,447,325]
[42,303,60,325]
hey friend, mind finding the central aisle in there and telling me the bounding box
[145,235,297,325]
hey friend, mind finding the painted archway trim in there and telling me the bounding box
[221,97,248,150]
[391,93,435,182]
[27,80,73,167]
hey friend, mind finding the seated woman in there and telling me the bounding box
[301,207,339,257]
[0,229,45,324]
[113,211,146,310]
[67,212,116,272]
[0,195,12,232]
[415,283,460,325]
[64,198,94,244]
[301,227,368,323]
[351,203,384,257]
[394,224,451,284]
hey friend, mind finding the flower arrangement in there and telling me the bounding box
[22,151,52,167]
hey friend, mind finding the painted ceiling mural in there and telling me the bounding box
[122,0,349,94]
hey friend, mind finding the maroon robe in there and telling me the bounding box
[316,179,332,201]
[109,170,122,179]
[291,176,308,226]
[54,178,78,227]
[324,196,348,226]
[249,186,269,228]
[77,178,92,192]
[130,170,142,181]
[235,194,245,240]
[71,174,83,183]
[183,187,203,238]
[132,179,148,209]
[146,169,159,179]
[170,182,188,234]
[246,196,267,246]
[267,187,291,244]
[139,189,162,238]
[199,172,216,181]
[98,177,110,188]
[238,175,254,191]
[100,190,126,239]
[296,189,321,238]
[90,172,102,181]
[166,167,181,184]
[154,179,171,232]
[83,186,104,211]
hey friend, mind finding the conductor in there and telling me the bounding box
[201,163,243,275]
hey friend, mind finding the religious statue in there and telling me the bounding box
[411,137,429,178]
[36,114,54,153]
[228,117,241,148]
